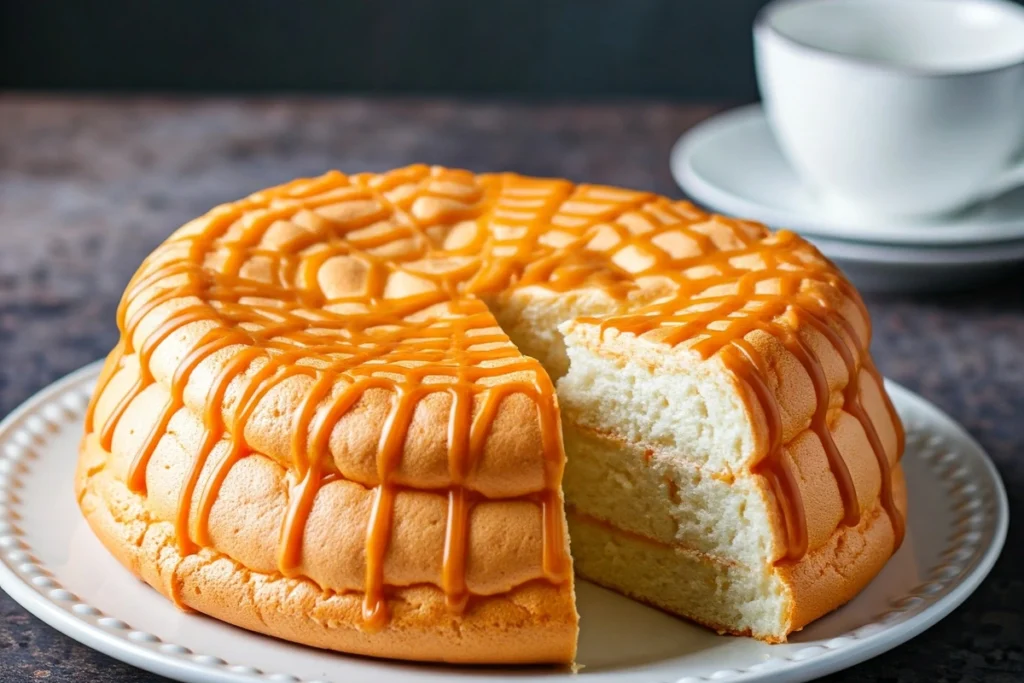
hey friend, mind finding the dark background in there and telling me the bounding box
[3,0,772,98]
[6,0,1024,98]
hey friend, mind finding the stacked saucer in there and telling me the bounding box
[670,105,1024,292]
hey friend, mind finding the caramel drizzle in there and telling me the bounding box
[85,166,902,629]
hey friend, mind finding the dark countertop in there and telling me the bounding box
[0,96,1020,682]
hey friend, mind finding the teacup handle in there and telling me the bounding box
[981,151,1024,201]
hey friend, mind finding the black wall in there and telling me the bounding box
[6,0,1023,99]
[1,0,772,99]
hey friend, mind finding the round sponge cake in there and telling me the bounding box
[77,165,905,663]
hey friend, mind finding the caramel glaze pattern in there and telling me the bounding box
[84,164,904,630]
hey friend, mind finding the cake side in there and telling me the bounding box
[562,425,785,564]
[77,434,578,664]
[79,341,579,663]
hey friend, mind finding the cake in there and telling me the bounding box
[77,165,905,664]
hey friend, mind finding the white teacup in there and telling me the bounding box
[754,0,1024,220]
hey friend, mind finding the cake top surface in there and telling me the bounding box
[85,165,902,629]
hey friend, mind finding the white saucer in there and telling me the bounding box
[0,363,1009,683]
[670,104,1024,247]
[805,235,1024,293]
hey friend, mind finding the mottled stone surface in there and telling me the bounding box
[0,96,1020,682]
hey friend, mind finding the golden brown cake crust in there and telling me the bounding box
[783,463,908,634]
[77,165,905,659]
[76,435,578,664]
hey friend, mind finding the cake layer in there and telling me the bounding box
[567,468,905,642]
[568,510,787,639]
[561,393,896,564]
[563,424,781,565]
[77,441,578,664]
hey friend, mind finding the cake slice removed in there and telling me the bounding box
[555,313,906,642]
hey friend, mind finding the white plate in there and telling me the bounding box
[670,104,1024,247]
[0,362,1008,683]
